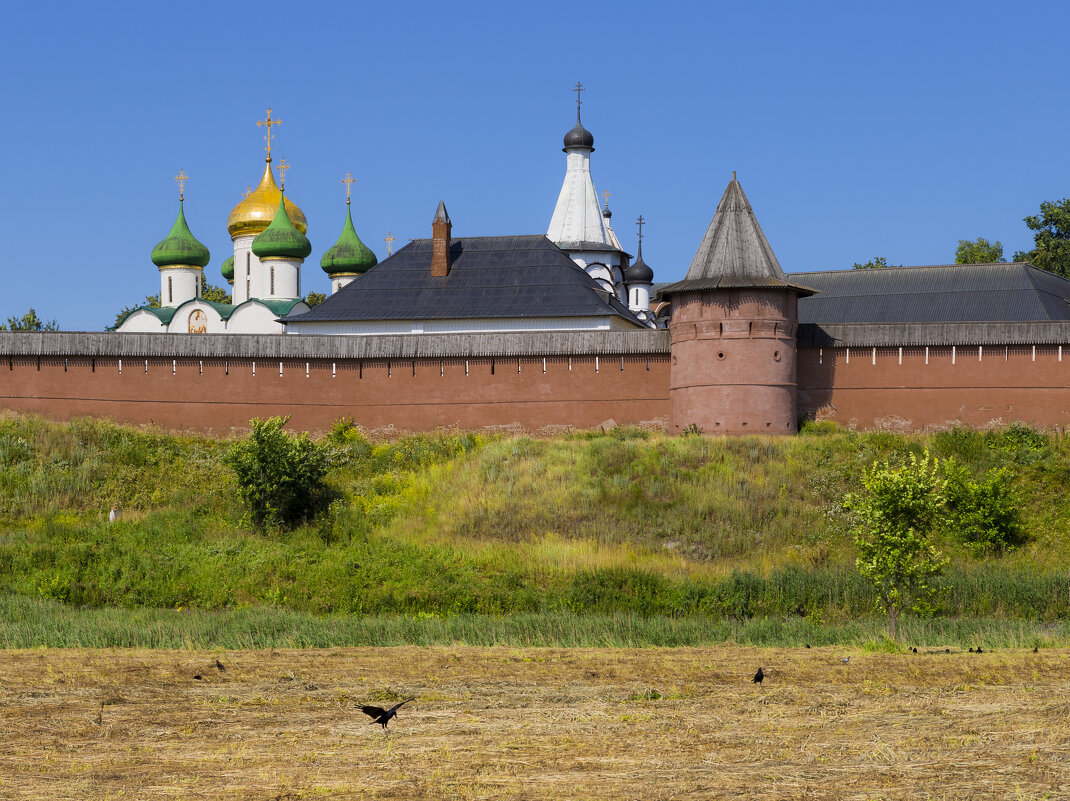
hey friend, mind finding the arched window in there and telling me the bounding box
[270,266,275,296]
[167,276,173,304]
[246,252,250,275]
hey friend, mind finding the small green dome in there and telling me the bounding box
[151,201,210,268]
[221,255,234,282]
[321,205,378,275]
[251,193,311,260]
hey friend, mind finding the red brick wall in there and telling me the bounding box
[4,343,1069,435]
[0,354,671,434]
[798,344,1070,430]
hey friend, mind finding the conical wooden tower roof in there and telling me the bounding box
[661,174,813,296]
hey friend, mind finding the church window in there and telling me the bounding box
[270,266,275,295]
[296,267,300,297]
[246,253,250,275]
[246,279,250,298]
[168,277,173,304]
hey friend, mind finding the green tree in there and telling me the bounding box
[942,460,1023,555]
[844,451,949,639]
[200,275,232,304]
[0,308,59,331]
[226,416,334,531]
[1013,198,1070,277]
[852,256,899,270]
[955,237,1005,264]
[303,291,326,308]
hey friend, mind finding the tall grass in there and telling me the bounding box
[1,596,1066,649]
[2,414,1070,635]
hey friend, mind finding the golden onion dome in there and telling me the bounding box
[227,158,308,238]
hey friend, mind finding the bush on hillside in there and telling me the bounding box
[227,417,334,531]
[942,460,1024,555]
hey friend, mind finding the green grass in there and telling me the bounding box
[1,413,1069,642]
[1,595,1066,650]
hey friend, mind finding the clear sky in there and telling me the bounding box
[2,0,1067,330]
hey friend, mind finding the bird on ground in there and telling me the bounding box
[968,647,975,653]
[841,656,851,664]
[752,667,765,690]
[215,660,226,672]
[805,644,811,649]
[193,674,203,680]
[359,699,413,729]
[911,647,918,654]
[975,646,983,654]
[1033,646,1039,653]
[108,507,118,523]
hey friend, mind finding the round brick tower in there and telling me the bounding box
[663,174,814,435]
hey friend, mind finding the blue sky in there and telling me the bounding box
[2,0,1067,330]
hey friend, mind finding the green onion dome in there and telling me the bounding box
[221,255,234,282]
[251,193,311,260]
[321,205,378,275]
[151,201,210,268]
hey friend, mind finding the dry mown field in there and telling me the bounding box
[0,646,1066,800]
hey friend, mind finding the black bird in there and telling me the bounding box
[359,699,413,729]
[193,674,203,680]
[911,647,918,654]
[752,667,765,690]
[1033,646,1039,653]
[805,644,811,649]
[968,647,975,653]
[215,659,226,672]
[976,646,983,654]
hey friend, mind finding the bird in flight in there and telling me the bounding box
[359,699,414,729]
[752,667,765,690]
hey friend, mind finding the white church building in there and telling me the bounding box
[116,94,657,335]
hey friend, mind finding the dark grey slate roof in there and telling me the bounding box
[661,174,813,296]
[283,235,644,325]
[791,263,1070,324]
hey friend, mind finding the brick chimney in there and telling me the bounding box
[431,200,452,277]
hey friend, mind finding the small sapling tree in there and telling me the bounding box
[227,416,333,531]
[844,451,949,639]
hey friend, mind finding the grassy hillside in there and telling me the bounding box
[1,413,1068,639]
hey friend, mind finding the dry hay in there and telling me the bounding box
[0,646,1066,800]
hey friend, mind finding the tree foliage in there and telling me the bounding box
[955,237,1005,264]
[200,275,231,304]
[942,460,1023,555]
[0,308,59,331]
[1013,198,1070,278]
[851,256,899,270]
[226,416,334,531]
[303,291,326,308]
[844,451,949,639]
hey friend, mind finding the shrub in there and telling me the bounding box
[226,417,334,531]
[844,451,949,639]
[943,460,1024,555]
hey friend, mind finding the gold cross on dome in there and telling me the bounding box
[278,157,290,189]
[602,189,611,210]
[175,169,188,201]
[256,107,282,158]
[342,171,356,204]
[384,231,396,256]
[243,185,252,199]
